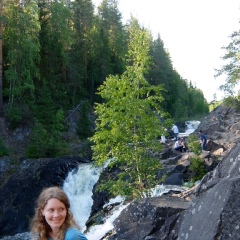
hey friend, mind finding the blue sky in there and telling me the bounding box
[93,0,240,102]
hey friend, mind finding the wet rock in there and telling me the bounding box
[111,196,190,240]
[0,156,90,237]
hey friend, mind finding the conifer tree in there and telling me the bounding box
[38,0,72,109]
[0,0,3,115]
[3,0,40,105]
[68,0,94,104]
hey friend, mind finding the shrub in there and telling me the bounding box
[0,137,9,156]
[189,156,207,182]
[187,134,202,155]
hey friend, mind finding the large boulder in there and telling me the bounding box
[195,103,240,154]
[167,141,240,240]
[108,140,240,240]
[109,196,190,240]
[0,156,90,237]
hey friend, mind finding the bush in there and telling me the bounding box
[77,102,93,139]
[27,112,68,158]
[4,104,33,129]
[5,105,22,129]
[189,156,207,182]
[187,134,202,155]
[0,137,9,156]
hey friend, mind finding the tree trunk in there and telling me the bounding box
[0,0,3,116]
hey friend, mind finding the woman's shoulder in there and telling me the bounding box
[65,227,88,240]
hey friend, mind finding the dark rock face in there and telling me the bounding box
[2,103,240,240]
[110,196,190,240]
[104,104,240,240]
[0,156,90,237]
[195,104,240,153]
[168,142,240,240]
[175,178,240,240]
[106,142,240,240]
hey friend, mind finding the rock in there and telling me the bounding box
[212,147,224,155]
[164,173,183,185]
[101,104,240,239]
[0,156,90,237]
[2,102,240,240]
[110,196,190,240]
[0,157,12,184]
[105,141,240,240]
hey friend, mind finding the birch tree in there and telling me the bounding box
[90,18,171,198]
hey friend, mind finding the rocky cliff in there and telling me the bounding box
[104,103,240,240]
[0,103,239,240]
[0,156,90,237]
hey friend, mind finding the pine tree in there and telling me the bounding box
[3,0,40,105]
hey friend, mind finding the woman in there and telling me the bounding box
[174,137,186,152]
[30,186,88,240]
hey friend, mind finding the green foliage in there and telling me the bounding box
[187,134,202,155]
[209,99,223,112]
[77,102,93,139]
[189,156,207,182]
[5,105,22,129]
[1,0,210,162]
[187,134,207,182]
[224,95,240,111]
[3,0,40,105]
[215,30,240,97]
[4,104,33,129]
[27,110,68,158]
[90,18,168,198]
[0,137,9,157]
[148,35,209,120]
[38,0,72,109]
[68,0,95,103]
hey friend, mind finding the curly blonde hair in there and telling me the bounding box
[30,186,79,240]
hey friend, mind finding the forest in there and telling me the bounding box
[0,0,209,158]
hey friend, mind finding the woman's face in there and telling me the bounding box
[41,198,67,231]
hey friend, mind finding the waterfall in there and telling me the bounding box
[185,120,200,133]
[178,120,201,137]
[63,163,102,232]
[63,162,128,240]
[63,165,187,240]
[0,161,188,240]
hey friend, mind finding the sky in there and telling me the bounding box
[92,0,240,102]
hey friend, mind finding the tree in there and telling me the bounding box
[38,0,72,109]
[148,35,177,115]
[3,0,40,106]
[97,0,126,74]
[80,0,127,103]
[0,0,3,115]
[90,18,171,198]
[68,0,94,104]
[215,30,240,97]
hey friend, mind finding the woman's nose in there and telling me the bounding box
[53,211,60,217]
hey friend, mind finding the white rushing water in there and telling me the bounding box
[63,163,127,239]
[63,163,103,232]
[185,120,200,134]
[0,164,188,240]
[63,164,187,240]
[178,120,200,137]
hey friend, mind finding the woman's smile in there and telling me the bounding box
[41,198,67,231]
